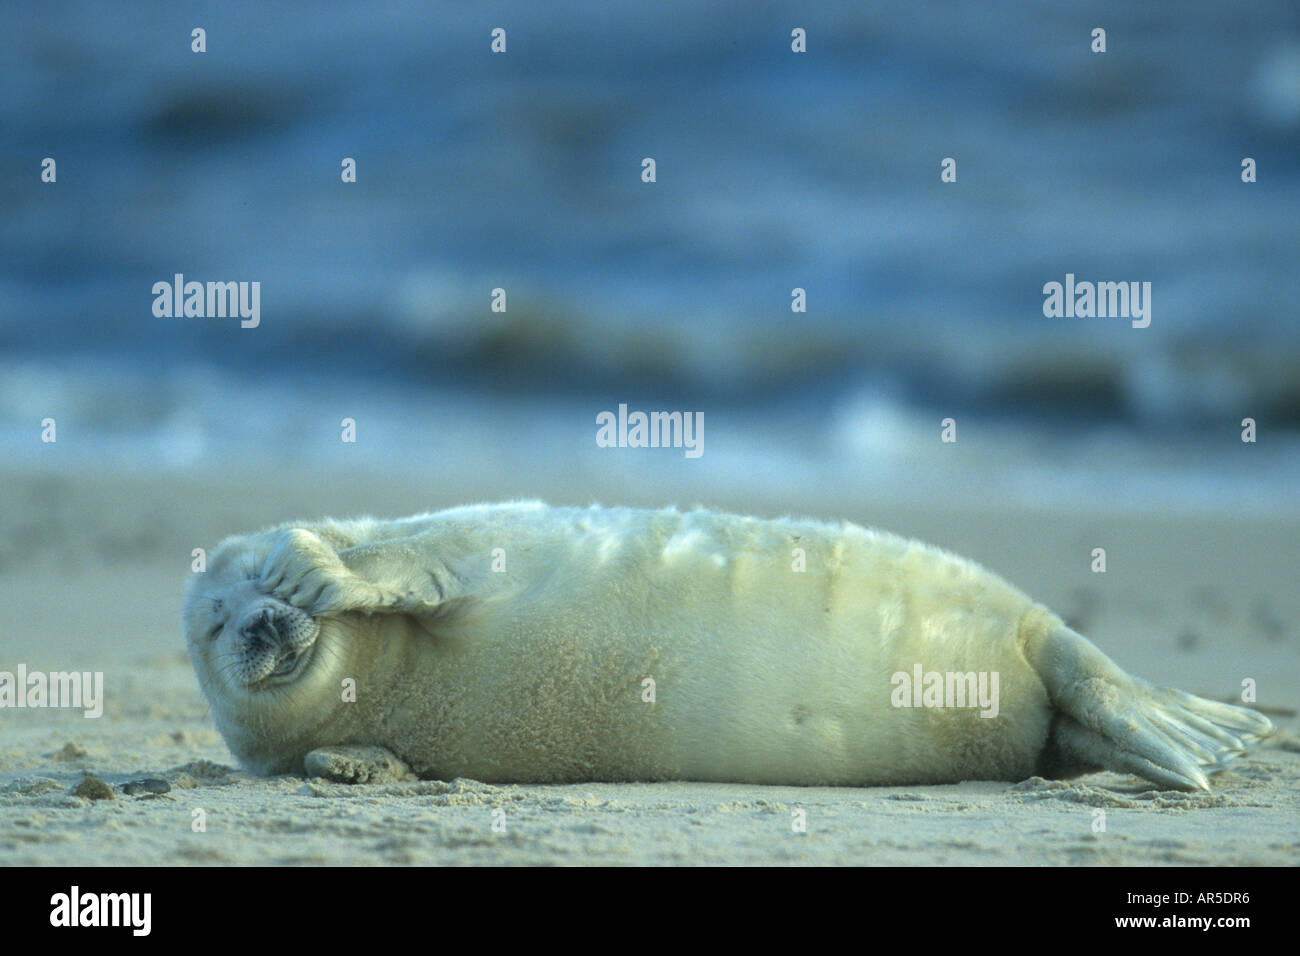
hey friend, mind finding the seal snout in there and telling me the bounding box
[232,597,320,687]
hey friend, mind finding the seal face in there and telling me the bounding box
[184,503,1273,789]
[231,599,318,686]
[189,568,319,688]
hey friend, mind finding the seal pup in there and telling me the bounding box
[183,502,1272,789]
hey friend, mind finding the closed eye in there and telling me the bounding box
[206,597,227,641]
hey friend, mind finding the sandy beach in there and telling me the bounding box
[1,467,1295,866]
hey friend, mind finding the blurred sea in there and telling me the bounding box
[2,1,1298,513]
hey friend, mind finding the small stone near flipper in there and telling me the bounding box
[121,778,171,796]
[72,775,115,800]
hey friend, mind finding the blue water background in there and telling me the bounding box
[2,1,1298,513]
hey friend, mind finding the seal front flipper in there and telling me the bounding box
[303,745,415,784]
[259,526,487,619]
[257,528,414,617]
[333,539,478,619]
[1021,609,1275,791]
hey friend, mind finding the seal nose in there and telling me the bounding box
[239,605,277,647]
[237,599,319,653]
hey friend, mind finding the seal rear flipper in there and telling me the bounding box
[1020,612,1274,791]
[1042,678,1274,791]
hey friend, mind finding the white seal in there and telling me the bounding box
[184,503,1272,789]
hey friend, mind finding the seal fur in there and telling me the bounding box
[183,502,1273,789]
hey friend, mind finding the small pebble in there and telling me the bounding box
[72,775,114,800]
[121,778,171,796]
